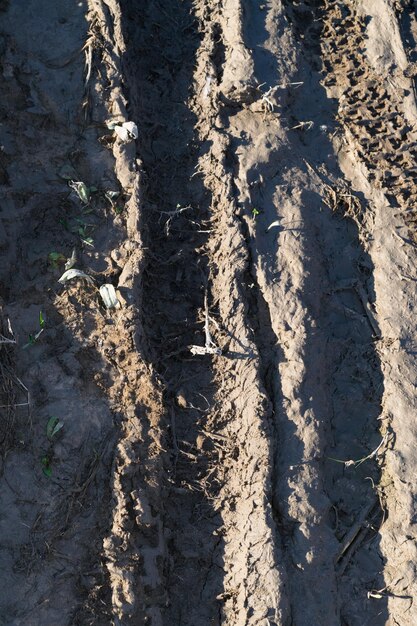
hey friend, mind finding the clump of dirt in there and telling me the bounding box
[1,1,417,625]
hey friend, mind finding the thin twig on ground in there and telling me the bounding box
[157,204,193,235]
[257,81,303,113]
[332,278,381,337]
[328,433,391,469]
[291,120,314,130]
[190,290,221,356]
[335,499,378,566]
[0,335,16,345]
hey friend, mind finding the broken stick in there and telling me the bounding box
[190,290,221,356]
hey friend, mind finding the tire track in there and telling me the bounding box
[313,1,417,622]
[320,0,417,223]
[111,2,227,624]
[214,0,386,623]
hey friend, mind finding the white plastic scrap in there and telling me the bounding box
[58,269,95,286]
[113,121,138,143]
[99,284,120,309]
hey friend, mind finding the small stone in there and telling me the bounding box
[175,389,187,408]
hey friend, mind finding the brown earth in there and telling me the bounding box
[1,0,417,624]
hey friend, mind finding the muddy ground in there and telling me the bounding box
[1,0,417,624]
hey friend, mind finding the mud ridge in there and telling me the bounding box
[216,0,387,623]
[315,1,417,622]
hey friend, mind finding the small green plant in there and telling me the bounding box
[105,190,123,214]
[23,311,45,349]
[48,251,66,269]
[59,217,69,231]
[57,163,78,181]
[41,417,64,477]
[46,416,64,441]
[41,454,52,477]
[251,207,261,218]
[69,180,98,205]
[75,218,94,247]
[59,214,94,246]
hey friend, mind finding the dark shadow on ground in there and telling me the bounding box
[117,2,225,624]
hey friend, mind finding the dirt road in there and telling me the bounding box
[1,0,417,624]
